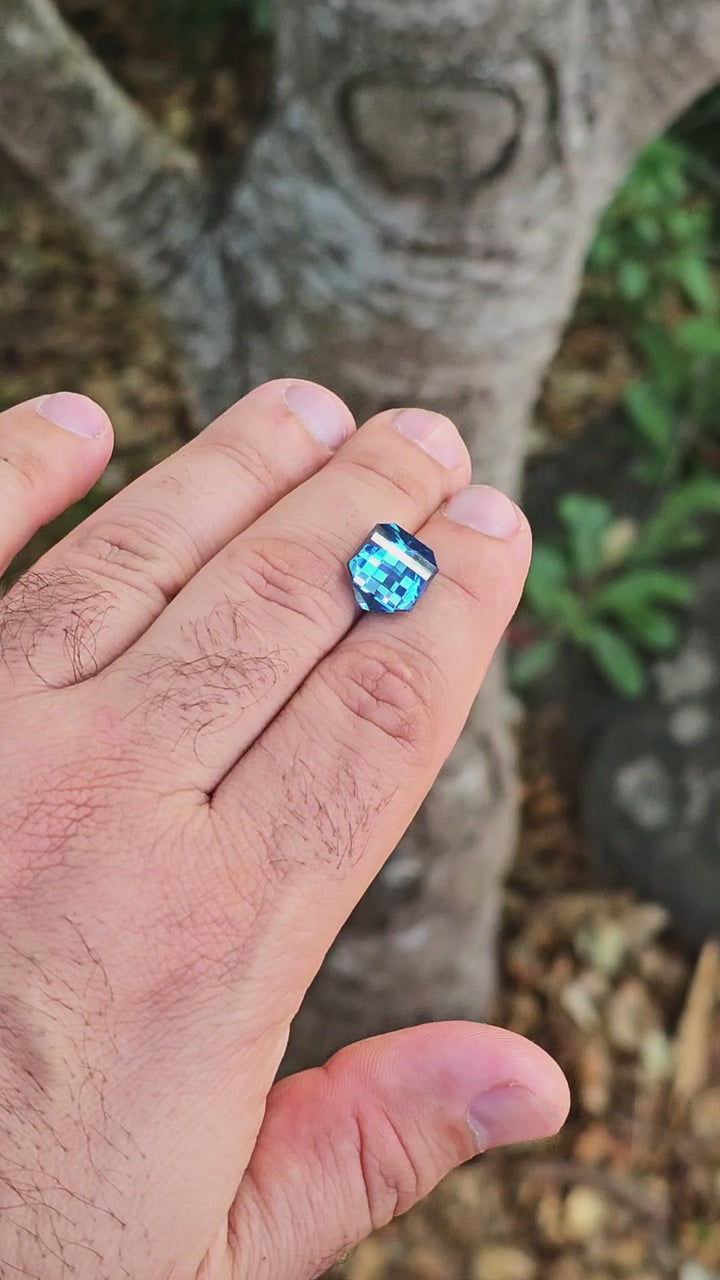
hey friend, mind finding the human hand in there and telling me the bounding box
[0,383,569,1279]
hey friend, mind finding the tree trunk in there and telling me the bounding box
[1,0,720,1069]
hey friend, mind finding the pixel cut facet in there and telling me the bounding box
[348,523,438,614]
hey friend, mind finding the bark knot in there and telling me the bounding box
[343,77,522,194]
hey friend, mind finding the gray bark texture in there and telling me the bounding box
[1,0,720,1068]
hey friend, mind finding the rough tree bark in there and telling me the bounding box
[1,0,719,1067]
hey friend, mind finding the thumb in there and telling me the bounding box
[230,1022,570,1280]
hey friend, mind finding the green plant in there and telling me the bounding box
[587,138,720,481]
[519,131,720,699]
[512,479,720,699]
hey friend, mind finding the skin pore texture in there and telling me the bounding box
[0,381,569,1280]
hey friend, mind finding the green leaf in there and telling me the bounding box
[588,233,616,270]
[585,625,647,699]
[248,0,273,32]
[622,608,680,654]
[618,260,650,303]
[593,569,694,613]
[525,566,592,643]
[631,473,720,561]
[632,454,667,487]
[553,591,593,645]
[666,208,706,244]
[675,317,720,357]
[557,494,613,580]
[623,381,675,455]
[669,255,716,312]
[673,525,706,550]
[511,638,560,688]
[524,545,570,618]
[695,364,720,437]
[634,215,661,246]
[637,323,689,398]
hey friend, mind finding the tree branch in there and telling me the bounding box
[0,0,211,293]
[0,0,242,421]
[622,0,720,151]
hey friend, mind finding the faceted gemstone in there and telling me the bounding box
[348,522,438,614]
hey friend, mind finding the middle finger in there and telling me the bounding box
[100,408,471,789]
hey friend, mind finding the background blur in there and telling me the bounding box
[2,3,720,1278]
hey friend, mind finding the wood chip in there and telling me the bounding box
[673,939,720,1110]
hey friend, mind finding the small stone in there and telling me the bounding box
[623,903,670,950]
[574,918,628,977]
[561,1187,609,1242]
[471,1245,537,1280]
[656,639,716,702]
[679,1265,720,1280]
[536,1190,563,1245]
[560,977,601,1029]
[670,704,711,746]
[640,1028,674,1082]
[614,756,674,829]
[606,978,660,1053]
[574,1122,619,1164]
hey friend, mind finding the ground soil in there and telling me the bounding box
[1,6,719,1277]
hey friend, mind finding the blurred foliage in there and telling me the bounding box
[517,132,720,699]
[514,480,720,698]
[151,0,272,42]
[588,138,720,482]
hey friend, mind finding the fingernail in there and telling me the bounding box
[467,1083,563,1152]
[443,484,522,539]
[284,382,352,451]
[393,408,468,470]
[37,392,110,439]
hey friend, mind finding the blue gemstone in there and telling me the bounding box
[348,523,438,614]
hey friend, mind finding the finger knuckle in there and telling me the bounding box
[0,567,108,683]
[207,436,280,508]
[69,514,200,610]
[321,642,439,763]
[237,536,339,632]
[351,1103,425,1229]
[343,452,430,506]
